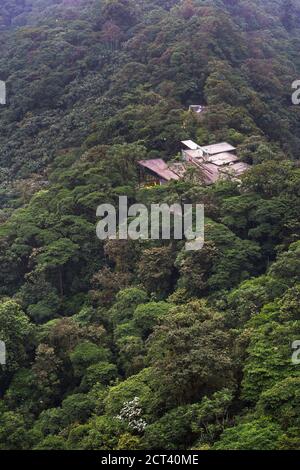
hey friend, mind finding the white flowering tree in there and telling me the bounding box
[117,397,147,434]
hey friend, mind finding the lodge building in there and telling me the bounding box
[138,139,249,187]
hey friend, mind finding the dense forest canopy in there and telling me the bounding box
[0,0,300,450]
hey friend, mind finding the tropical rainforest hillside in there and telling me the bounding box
[0,0,300,450]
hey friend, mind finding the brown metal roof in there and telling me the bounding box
[169,162,187,178]
[186,157,249,185]
[138,159,180,181]
[200,163,220,184]
[186,157,220,185]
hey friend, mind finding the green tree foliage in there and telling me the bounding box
[213,418,285,451]
[70,341,112,378]
[147,301,235,407]
[0,300,33,375]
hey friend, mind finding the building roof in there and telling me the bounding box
[168,162,187,178]
[201,142,236,155]
[182,148,204,160]
[203,162,250,185]
[207,152,239,166]
[181,140,200,150]
[224,161,250,176]
[200,163,220,185]
[138,159,180,181]
[183,153,249,184]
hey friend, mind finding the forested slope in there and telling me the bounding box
[0,0,300,450]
